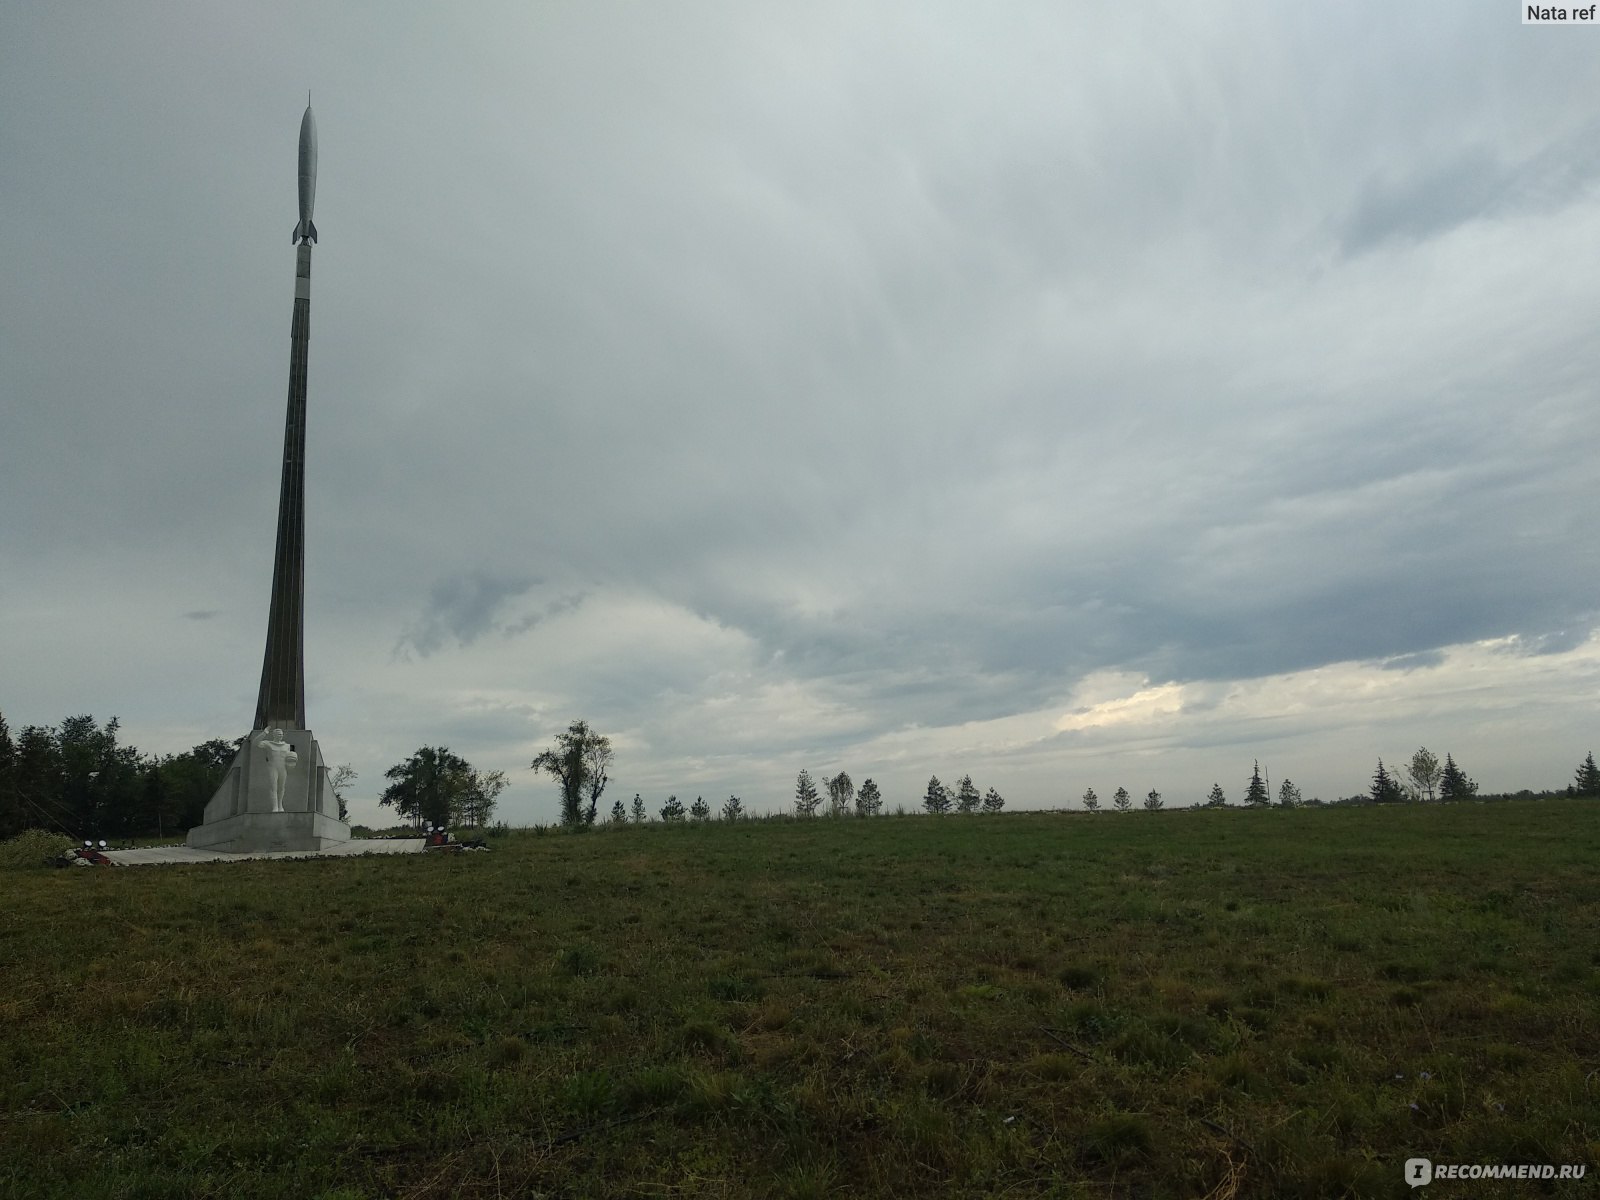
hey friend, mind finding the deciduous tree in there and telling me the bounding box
[530,720,612,827]
[1278,779,1302,808]
[826,771,855,817]
[459,768,506,827]
[329,764,357,822]
[1406,747,1441,803]
[381,746,472,829]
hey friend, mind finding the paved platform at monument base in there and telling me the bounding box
[103,839,427,866]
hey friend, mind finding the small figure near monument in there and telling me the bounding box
[260,728,299,812]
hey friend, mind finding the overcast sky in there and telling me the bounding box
[3,2,1596,824]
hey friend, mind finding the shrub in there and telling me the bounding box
[0,829,75,870]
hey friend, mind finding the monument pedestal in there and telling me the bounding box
[185,727,351,853]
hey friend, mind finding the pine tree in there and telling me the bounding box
[922,775,951,815]
[1113,787,1131,812]
[1143,788,1163,811]
[689,795,710,820]
[630,793,646,823]
[855,778,883,816]
[1206,783,1227,808]
[955,774,981,813]
[1245,761,1269,807]
[1081,787,1099,813]
[1370,759,1403,804]
[721,794,744,820]
[610,797,627,823]
[981,787,1005,813]
[1574,752,1600,797]
[1278,779,1302,808]
[794,769,822,818]
[660,794,685,822]
[1438,753,1477,801]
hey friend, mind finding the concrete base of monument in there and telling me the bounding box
[184,809,352,854]
[183,727,352,853]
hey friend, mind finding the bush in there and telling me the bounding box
[0,829,75,870]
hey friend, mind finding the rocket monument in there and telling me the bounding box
[187,100,351,853]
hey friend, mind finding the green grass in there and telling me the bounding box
[3,801,1598,1198]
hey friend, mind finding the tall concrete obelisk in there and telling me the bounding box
[187,101,350,853]
[256,102,317,732]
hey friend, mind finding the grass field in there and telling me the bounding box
[3,801,1597,1198]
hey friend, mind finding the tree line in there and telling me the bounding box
[0,710,361,842]
[5,707,1597,841]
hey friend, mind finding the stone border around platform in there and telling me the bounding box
[99,838,429,866]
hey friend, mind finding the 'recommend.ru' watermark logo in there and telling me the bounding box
[1406,1157,1588,1185]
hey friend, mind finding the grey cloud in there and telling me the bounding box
[3,3,1597,817]
[396,572,537,659]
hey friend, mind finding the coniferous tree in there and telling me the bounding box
[690,795,710,821]
[855,778,883,816]
[794,769,822,818]
[610,797,627,823]
[1081,787,1099,813]
[1113,787,1132,812]
[721,794,744,821]
[1438,753,1477,801]
[1206,783,1227,808]
[630,793,646,823]
[1143,788,1163,811]
[955,774,981,813]
[1278,779,1302,808]
[659,794,685,822]
[1370,759,1403,804]
[981,787,1005,813]
[1574,752,1600,797]
[1245,761,1270,807]
[923,775,952,815]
